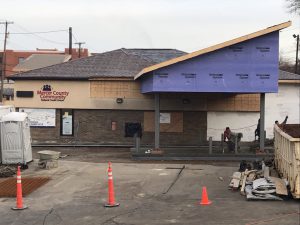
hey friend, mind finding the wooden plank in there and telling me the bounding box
[269,177,288,196]
[240,170,249,195]
[241,170,257,195]
[144,112,183,133]
[90,81,146,99]
[247,172,256,182]
[229,172,241,189]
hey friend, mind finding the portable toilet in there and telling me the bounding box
[0,105,15,162]
[0,112,32,165]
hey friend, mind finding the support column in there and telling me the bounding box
[154,93,160,149]
[209,137,213,154]
[259,93,265,151]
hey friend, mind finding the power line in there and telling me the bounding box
[13,23,67,45]
[6,39,30,50]
[72,33,78,43]
[0,29,68,34]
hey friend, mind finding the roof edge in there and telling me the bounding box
[89,77,134,81]
[279,80,300,84]
[8,77,89,81]
[134,21,291,80]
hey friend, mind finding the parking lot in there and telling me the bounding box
[0,148,299,225]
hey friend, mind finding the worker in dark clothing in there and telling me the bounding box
[254,119,260,141]
[224,127,235,152]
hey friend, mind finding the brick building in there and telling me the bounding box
[0,48,89,76]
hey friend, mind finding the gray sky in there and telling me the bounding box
[1,0,299,61]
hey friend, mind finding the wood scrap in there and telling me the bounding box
[240,169,248,195]
[247,172,256,182]
[240,170,257,195]
[269,177,288,196]
[229,172,241,190]
[239,172,245,186]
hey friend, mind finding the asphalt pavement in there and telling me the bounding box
[0,156,299,225]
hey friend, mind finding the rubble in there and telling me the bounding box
[0,165,16,178]
[229,159,289,201]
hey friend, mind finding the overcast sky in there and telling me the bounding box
[0,0,299,61]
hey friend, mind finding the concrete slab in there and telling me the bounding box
[0,161,299,225]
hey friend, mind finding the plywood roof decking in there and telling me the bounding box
[134,21,292,80]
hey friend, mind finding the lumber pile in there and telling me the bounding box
[228,160,288,200]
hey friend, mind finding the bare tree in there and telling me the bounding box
[286,0,300,15]
[280,52,299,74]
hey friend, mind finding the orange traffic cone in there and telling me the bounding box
[200,186,212,205]
[12,166,28,210]
[104,162,119,207]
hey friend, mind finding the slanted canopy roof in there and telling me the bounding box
[135,21,291,80]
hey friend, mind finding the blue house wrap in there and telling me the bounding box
[136,22,291,94]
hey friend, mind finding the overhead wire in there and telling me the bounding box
[12,23,68,45]
[208,124,257,131]
[0,29,68,35]
[72,33,78,43]
[7,23,83,47]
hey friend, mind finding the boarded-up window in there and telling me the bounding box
[144,112,183,132]
[90,81,149,99]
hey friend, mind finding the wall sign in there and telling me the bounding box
[160,113,171,124]
[19,108,56,127]
[62,114,73,135]
[37,84,69,101]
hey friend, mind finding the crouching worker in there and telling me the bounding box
[224,127,243,153]
[224,127,235,152]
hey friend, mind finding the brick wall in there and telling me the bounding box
[30,110,61,144]
[30,109,207,146]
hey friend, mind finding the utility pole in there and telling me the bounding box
[0,21,13,103]
[69,27,72,57]
[75,42,85,58]
[293,34,299,74]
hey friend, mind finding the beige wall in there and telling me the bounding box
[11,80,92,109]
[9,80,260,112]
[9,80,155,110]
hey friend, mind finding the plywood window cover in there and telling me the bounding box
[144,112,183,133]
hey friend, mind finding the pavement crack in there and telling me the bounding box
[42,208,65,225]
[101,207,139,225]
[163,165,185,194]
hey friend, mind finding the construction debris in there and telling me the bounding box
[36,150,60,169]
[229,160,289,201]
[0,165,16,178]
